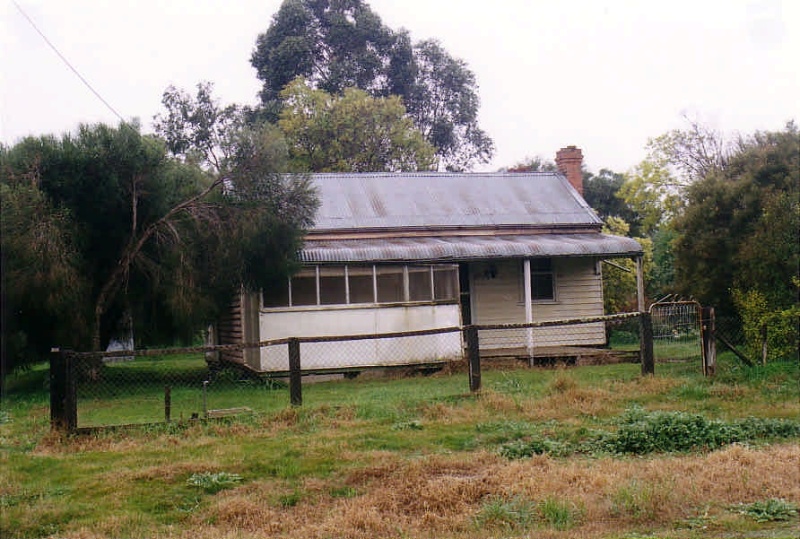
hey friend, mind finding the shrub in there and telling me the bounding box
[734,288,800,362]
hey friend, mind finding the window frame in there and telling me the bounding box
[261,263,459,310]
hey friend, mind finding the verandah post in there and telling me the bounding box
[288,338,302,406]
[465,325,481,392]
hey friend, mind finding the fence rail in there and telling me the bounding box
[52,312,662,433]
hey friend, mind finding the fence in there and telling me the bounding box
[52,312,657,433]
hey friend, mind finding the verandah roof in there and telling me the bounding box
[301,233,643,264]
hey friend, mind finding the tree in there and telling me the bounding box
[277,77,436,172]
[672,124,799,318]
[250,0,493,170]
[582,168,644,237]
[403,39,493,170]
[619,118,730,237]
[0,169,87,378]
[1,118,317,374]
[503,156,557,173]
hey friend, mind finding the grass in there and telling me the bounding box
[1,353,799,538]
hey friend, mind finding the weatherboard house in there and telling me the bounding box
[217,147,643,373]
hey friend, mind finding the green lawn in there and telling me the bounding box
[2,354,798,539]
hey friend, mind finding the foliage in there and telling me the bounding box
[498,407,800,458]
[672,123,799,315]
[734,498,798,523]
[186,471,242,494]
[250,0,493,170]
[0,175,87,377]
[583,168,644,237]
[1,116,316,375]
[733,288,800,362]
[503,155,557,173]
[600,217,652,313]
[278,77,436,172]
[405,39,494,170]
[618,159,683,237]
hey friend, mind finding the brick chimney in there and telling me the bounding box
[555,146,584,196]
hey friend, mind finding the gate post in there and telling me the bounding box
[701,306,716,376]
[640,313,655,375]
[50,348,77,432]
[288,338,302,406]
[464,325,481,392]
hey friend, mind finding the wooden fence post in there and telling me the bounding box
[50,348,77,432]
[465,325,481,392]
[761,324,768,366]
[288,338,302,406]
[640,313,655,376]
[165,386,172,423]
[701,307,716,376]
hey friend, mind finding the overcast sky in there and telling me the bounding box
[2,0,798,173]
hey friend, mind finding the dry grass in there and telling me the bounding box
[130,443,798,539]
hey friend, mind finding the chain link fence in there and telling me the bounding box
[52,313,653,433]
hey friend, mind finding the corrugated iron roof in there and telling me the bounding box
[310,172,602,231]
[301,233,643,263]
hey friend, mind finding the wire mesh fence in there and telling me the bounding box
[649,301,703,362]
[54,313,651,433]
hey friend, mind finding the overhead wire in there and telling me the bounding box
[12,0,126,124]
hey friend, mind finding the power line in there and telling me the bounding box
[13,0,126,123]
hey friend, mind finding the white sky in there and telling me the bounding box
[2,0,798,173]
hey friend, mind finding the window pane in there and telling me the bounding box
[291,272,317,306]
[433,265,458,300]
[532,273,554,300]
[348,265,375,304]
[530,258,554,301]
[376,266,403,303]
[318,266,346,305]
[262,280,289,308]
[408,266,432,301]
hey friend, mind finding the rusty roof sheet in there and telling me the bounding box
[301,233,643,263]
[310,172,602,231]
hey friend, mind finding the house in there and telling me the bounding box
[218,147,643,373]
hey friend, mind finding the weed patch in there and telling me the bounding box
[186,472,242,494]
[498,407,800,458]
[733,498,798,523]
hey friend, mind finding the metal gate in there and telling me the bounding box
[649,298,703,361]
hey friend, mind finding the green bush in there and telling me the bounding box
[734,288,799,362]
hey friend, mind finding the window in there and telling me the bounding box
[376,266,404,303]
[529,258,555,301]
[291,268,318,306]
[348,265,375,303]
[408,266,433,301]
[262,264,460,308]
[433,265,459,300]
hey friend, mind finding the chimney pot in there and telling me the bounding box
[555,146,584,196]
